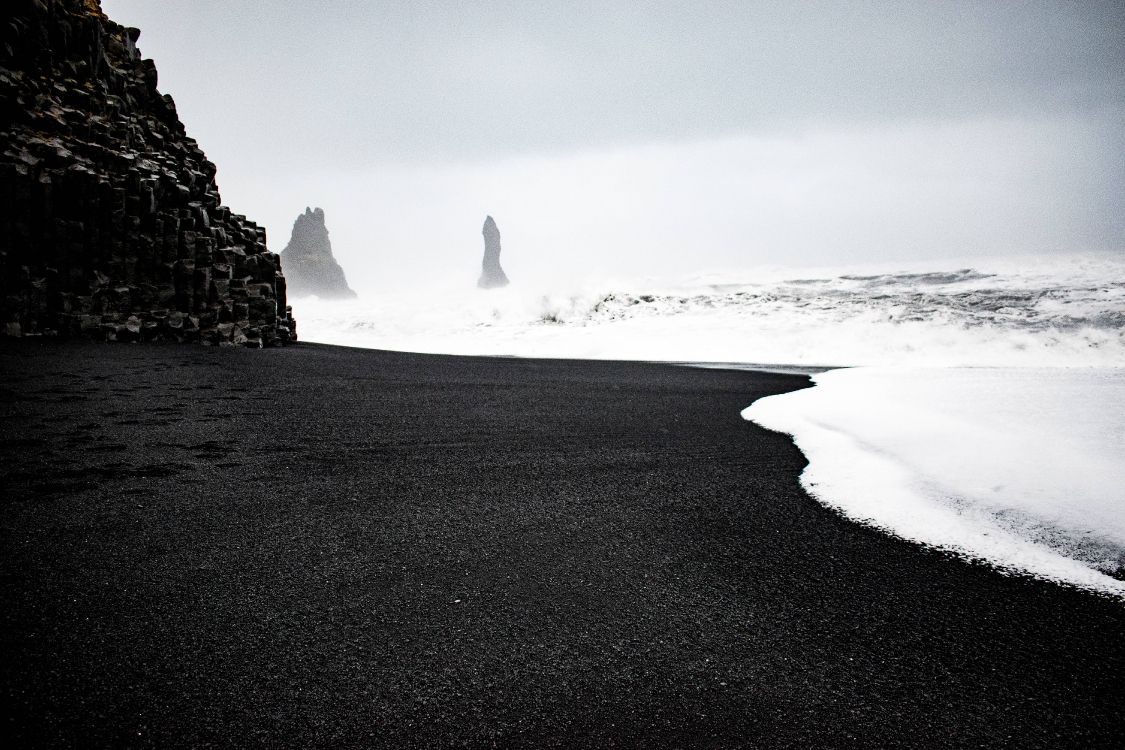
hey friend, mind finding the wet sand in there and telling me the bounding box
[1,340,1122,747]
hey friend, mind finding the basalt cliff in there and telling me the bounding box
[0,0,296,345]
[279,207,356,299]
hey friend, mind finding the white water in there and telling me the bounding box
[297,253,1124,367]
[296,252,1125,596]
[745,367,1125,598]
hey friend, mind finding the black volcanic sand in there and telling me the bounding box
[1,340,1123,748]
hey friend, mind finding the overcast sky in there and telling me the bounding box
[101,0,1124,290]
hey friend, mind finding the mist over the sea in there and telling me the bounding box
[100,0,1124,288]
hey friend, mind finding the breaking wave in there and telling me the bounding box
[297,253,1125,368]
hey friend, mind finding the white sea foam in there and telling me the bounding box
[744,367,1125,598]
[297,253,1125,367]
[295,252,1125,596]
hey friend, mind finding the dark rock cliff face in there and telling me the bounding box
[0,0,296,346]
[279,207,355,299]
[478,215,509,289]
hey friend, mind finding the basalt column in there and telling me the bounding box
[279,207,356,299]
[478,215,510,289]
[0,0,296,345]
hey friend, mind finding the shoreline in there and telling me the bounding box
[2,339,1123,747]
[745,365,1125,601]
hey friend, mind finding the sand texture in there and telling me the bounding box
[1,340,1123,747]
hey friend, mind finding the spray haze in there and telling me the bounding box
[99,0,1124,294]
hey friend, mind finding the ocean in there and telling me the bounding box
[294,252,1125,597]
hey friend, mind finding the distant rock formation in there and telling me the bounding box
[478,215,510,289]
[278,207,356,299]
[0,0,295,346]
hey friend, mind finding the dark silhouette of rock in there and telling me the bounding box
[279,208,356,299]
[0,0,295,346]
[478,215,510,289]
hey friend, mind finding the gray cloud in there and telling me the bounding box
[104,0,1124,166]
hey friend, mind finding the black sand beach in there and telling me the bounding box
[1,340,1123,748]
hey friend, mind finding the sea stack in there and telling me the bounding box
[478,215,510,289]
[0,0,295,346]
[279,207,356,299]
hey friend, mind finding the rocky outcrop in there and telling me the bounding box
[478,215,509,289]
[0,0,296,346]
[279,207,355,299]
